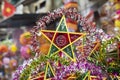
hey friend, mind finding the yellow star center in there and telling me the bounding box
[6,7,11,13]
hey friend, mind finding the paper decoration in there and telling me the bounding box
[2,0,16,17]
[41,15,85,61]
[19,32,31,45]
[115,20,120,28]
[44,62,55,80]
[10,44,17,53]
[0,45,8,53]
[20,45,31,59]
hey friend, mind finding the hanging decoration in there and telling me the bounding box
[0,45,8,53]
[20,45,31,59]
[40,15,85,61]
[2,0,16,17]
[63,0,79,32]
[19,32,32,45]
[10,44,17,53]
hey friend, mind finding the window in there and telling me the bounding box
[40,0,46,8]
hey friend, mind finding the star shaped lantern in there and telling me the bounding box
[41,15,86,62]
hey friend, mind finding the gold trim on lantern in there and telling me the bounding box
[90,76,107,80]
[28,72,45,80]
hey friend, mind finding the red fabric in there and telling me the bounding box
[70,33,82,42]
[42,31,55,41]
[54,33,69,48]
[2,0,16,17]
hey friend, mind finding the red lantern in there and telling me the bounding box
[2,0,16,17]
[0,45,8,53]
[19,32,31,45]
